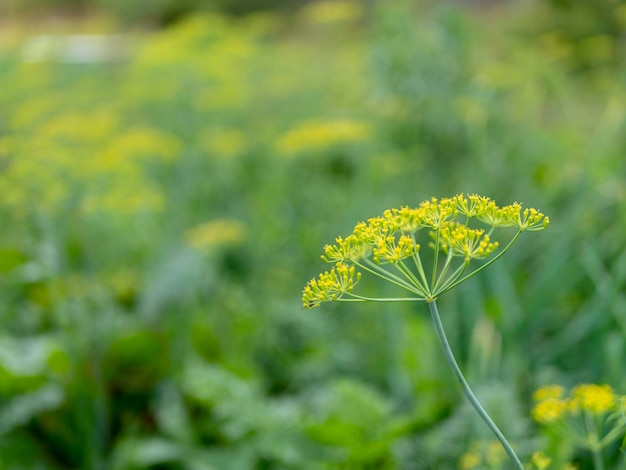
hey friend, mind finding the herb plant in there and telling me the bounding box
[303,193,549,468]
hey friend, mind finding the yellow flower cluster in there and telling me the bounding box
[275,118,370,156]
[459,440,506,469]
[531,384,626,467]
[439,223,498,261]
[570,384,616,414]
[532,383,618,424]
[0,13,269,219]
[303,194,548,308]
[184,219,246,251]
[302,263,361,308]
[301,0,363,25]
[530,451,552,469]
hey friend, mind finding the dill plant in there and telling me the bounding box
[302,193,549,469]
[532,384,626,469]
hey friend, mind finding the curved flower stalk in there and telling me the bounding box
[302,193,549,469]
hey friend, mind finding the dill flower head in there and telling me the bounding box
[570,384,616,415]
[532,383,618,424]
[531,396,569,424]
[303,193,548,308]
[532,383,626,458]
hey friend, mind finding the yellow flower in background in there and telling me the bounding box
[570,384,616,415]
[184,219,246,251]
[532,396,569,424]
[533,383,617,422]
[459,448,481,469]
[80,186,164,215]
[98,127,182,166]
[302,0,363,25]
[199,128,247,159]
[36,110,118,143]
[532,383,626,464]
[485,440,506,467]
[531,451,552,469]
[276,118,370,155]
[533,385,565,402]
[458,440,505,469]
[8,94,61,129]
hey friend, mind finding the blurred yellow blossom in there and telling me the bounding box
[533,385,565,402]
[99,127,182,165]
[532,396,569,424]
[37,110,118,143]
[276,118,370,155]
[302,0,363,25]
[531,451,552,469]
[459,448,481,469]
[532,383,626,464]
[81,186,164,215]
[458,440,506,469]
[200,128,247,159]
[184,219,246,250]
[570,384,616,415]
[485,440,506,466]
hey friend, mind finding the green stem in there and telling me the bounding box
[585,412,604,470]
[431,229,441,287]
[354,259,422,294]
[436,230,522,296]
[411,243,431,294]
[343,294,424,302]
[592,448,604,470]
[427,300,524,470]
[394,260,428,296]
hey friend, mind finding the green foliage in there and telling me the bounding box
[0,1,626,468]
[535,0,626,70]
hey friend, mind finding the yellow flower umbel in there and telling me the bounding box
[532,383,626,466]
[303,194,548,308]
[458,440,507,469]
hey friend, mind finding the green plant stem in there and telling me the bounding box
[427,300,524,470]
[592,448,604,470]
[437,230,522,296]
[585,412,604,470]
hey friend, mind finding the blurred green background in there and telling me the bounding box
[0,0,625,468]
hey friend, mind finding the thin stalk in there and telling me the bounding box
[343,294,425,302]
[354,259,422,294]
[394,260,428,296]
[592,448,604,470]
[431,250,455,293]
[410,242,430,293]
[431,228,441,287]
[585,412,604,470]
[427,300,524,470]
[437,230,522,295]
[433,261,468,296]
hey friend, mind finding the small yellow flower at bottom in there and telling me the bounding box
[531,451,552,469]
[459,449,481,470]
